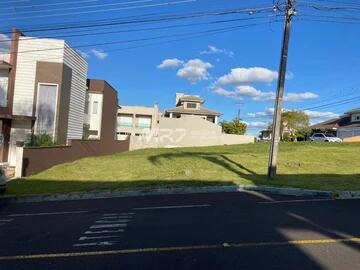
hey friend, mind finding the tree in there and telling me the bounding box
[221,119,247,135]
[267,110,310,141]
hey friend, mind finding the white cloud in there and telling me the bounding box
[247,108,338,123]
[176,58,213,83]
[304,110,339,119]
[283,92,319,102]
[247,108,274,118]
[157,58,184,69]
[0,34,11,54]
[76,49,89,59]
[245,121,269,128]
[200,45,234,57]
[217,67,278,85]
[89,49,108,60]
[212,85,319,102]
[237,85,275,101]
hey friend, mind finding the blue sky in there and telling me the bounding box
[1,0,360,135]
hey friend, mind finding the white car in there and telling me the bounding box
[310,133,342,142]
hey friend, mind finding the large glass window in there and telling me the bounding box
[186,102,197,109]
[35,84,58,138]
[92,101,99,114]
[118,115,133,128]
[0,76,8,108]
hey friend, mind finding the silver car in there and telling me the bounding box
[310,133,342,142]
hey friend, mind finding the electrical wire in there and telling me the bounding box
[4,0,198,21]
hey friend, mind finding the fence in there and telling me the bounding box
[17,138,130,177]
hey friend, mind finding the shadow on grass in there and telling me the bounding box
[148,151,360,191]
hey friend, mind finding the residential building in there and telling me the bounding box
[83,79,119,140]
[163,93,221,124]
[311,108,360,139]
[0,29,88,166]
[117,105,159,140]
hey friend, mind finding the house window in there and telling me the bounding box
[35,84,58,138]
[186,102,197,109]
[118,115,133,128]
[92,101,98,114]
[84,93,89,113]
[0,77,8,108]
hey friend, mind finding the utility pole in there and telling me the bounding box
[268,0,295,179]
[235,102,243,120]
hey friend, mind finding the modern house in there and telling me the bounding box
[117,105,159,140]
[83,79,118,140]
[0,29,88,166]
[311,108,360,139]
[163,93,221,124]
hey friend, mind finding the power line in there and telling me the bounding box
[0,0,30,4]
[0,5,278,34]
[10,20,278,64]
[2,0,153,15]
[10,20,276,57]
[0,0,99,11]
[0,14,277,43]
[4,0,198,21]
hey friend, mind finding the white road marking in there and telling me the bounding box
[258,199,334,204]
[100,215,132,220]
[85,229,124,234]
[8,211,88,217]
[133,204,211,210]
[79,235,121,241]
[103,213,134,216]
[0,219,13,222]
[95,219,130,224]
[74,212,133,248]
[73,241,118,247]
[90,223,127,229]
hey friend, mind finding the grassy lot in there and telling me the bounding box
[4,142,360,196]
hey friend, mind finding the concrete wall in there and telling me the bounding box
[343,136,360,142]
[117,105,159,137]
[130,116,254,150]
[21,138,129,177]
[338,127,360,139]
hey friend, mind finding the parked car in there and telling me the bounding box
[310,133,342,142]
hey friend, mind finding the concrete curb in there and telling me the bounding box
[334,191,360,199]
[0,184,339,204]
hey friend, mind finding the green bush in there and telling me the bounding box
[221,119,247,135]
[26,133,57,147]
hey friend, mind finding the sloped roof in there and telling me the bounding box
[178,95,204,102]
[311,116,352,130]
[165,106,221,116]
[0,60,11,69]
[345,108,360,114]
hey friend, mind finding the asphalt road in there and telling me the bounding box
[0,191,359,270]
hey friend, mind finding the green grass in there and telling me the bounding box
[4,142,360,196]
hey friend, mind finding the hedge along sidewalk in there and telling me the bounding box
[2,184,358,204]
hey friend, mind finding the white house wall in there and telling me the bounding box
[63,43,88,140]
[8,120,31,166]
[88,92,103,139]
[13,37,64,116]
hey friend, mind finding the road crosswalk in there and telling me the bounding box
[73,213,134,247]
